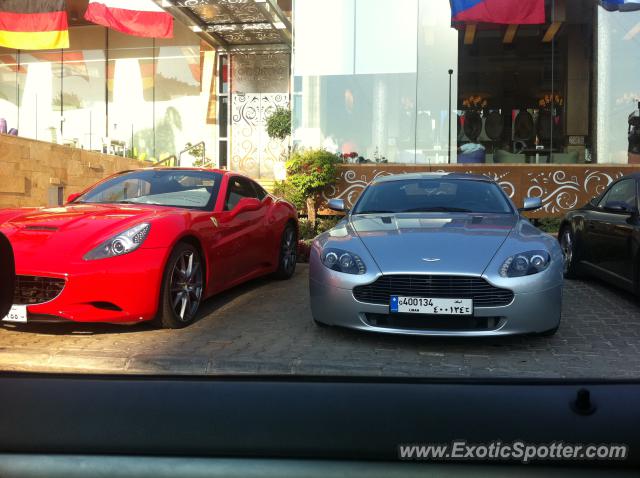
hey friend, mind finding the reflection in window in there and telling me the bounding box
[62,26,106,150]
[155,22,212,163]
[107,30,154,160]
[0,48,20,134]
[18,51,60,141]
[597,8,640,164]
[293,0,610,166]
[293,0,457,164]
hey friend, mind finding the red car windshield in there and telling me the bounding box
[75,170,222,210]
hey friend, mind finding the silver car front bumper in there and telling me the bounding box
[309,277,562,337]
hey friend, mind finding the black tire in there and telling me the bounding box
[559,226,581,279]
[273,223,297,280]
[155,242,204,329]
[0,233,15,319]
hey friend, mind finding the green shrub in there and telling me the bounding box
[286,149,341,196]
[317,216,342,233]
[273,180,305,211]
[285,149,341,228]
[297,219,316,241]
[266,107,291,141]
[297,216,343,241]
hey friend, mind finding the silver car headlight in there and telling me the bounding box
[84,223,151,261]
[321,248,366,275]
[500,250,550,278]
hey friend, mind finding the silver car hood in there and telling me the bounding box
[350,213,517,275]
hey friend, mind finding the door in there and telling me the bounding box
[230,93,289,179]
[584,178,637,284]
[248,179,276,267]
[217,176,268,281]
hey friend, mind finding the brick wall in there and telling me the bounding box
[0,134,146,208]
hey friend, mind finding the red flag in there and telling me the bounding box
[451,0,545,25]
[0,0,69,50]
[84,0,173,39]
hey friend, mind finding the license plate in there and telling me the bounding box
[390,296,473,315]
[2,305,27,323]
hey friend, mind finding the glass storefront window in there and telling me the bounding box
[18,50,62,142]
[62,26,106,150]
[0,47,20,134]
[107,30,154,160]
[292,0,420,163]
[292,0,603,166]
[416,0,458,164]
[2,24,214,163]
[455,1,566,166]
[155,22,215,164]
[597,7,640,164]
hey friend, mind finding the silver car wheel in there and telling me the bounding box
[281,226,297,275]
[170,251,203,322]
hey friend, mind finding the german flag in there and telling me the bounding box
[0,0,69,50]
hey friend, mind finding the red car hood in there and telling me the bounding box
[0,204,168,274]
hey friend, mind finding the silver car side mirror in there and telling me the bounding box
[519,197,542,212]
[328,199,346,212]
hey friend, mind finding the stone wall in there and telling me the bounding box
[0,134,145,208]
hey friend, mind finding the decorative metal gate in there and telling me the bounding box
[231,93,289,179]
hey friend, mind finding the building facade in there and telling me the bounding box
[0,0,639,184]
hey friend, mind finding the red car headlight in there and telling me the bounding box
[83,223,151,261]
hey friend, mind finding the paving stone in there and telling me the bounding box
[1,266,640,378]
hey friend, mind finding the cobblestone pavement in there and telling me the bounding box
[1,264,640,378]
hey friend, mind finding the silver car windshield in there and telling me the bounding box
[353,179,514,215]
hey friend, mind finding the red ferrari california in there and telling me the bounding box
[0,168,298,328]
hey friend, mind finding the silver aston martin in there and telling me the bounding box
[309,173,563,337]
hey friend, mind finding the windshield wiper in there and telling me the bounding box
[403,207,473,213]
[100,200,158,205]
[354,210,396,215]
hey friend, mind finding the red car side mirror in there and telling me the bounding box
[66,192,81,204]
[231,197,261,217]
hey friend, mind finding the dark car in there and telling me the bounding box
[559,173,640,292]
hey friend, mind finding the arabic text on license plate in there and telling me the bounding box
[2,305,27,323]
[390,296,473,316]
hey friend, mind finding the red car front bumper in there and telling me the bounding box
[19,248,168,324]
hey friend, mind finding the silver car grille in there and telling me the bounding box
[353,275,514,307]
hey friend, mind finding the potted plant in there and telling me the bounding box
[266,106,292,179]
[266,107,291,141]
